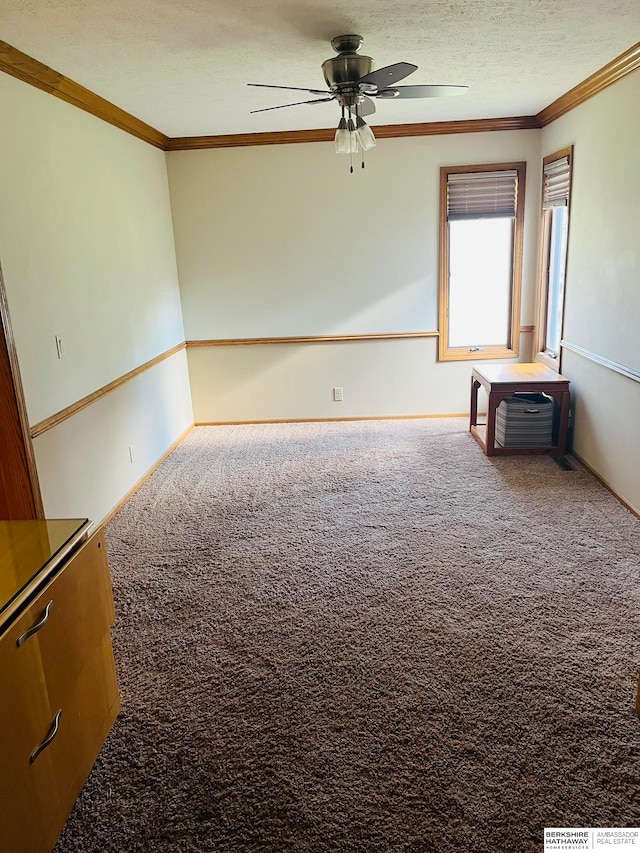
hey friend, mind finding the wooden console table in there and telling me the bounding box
[470,363,571,457]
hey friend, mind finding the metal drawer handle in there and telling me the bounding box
[30,709,62,764]
[17,600,53,648]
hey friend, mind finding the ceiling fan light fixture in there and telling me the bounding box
[346,116,359,153]
[334,116,350,153]
[355,115,376,151]
[250,35,468,167]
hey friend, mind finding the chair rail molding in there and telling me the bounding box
[560,340,640,384]
[30,343,187,437]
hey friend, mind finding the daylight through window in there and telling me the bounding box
[438,163,526,362]
[535,148,572,367]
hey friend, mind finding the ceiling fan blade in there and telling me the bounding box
[358,62,417,89]
[248,83,330,96]
[358,97,376,116]
[250,97,335,114]
[376,84,469,99]
[359,96,376,117]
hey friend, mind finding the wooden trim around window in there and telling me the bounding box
[534,207,555,370]
[536,42,640,126]
[535,348,562,373]
[438,161,526,362]
[30,342,186,438]
[0,40,169,149]
[533,146,574,371]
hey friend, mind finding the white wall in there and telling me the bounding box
[561,349,640,512]
[187,337,503,422]
[0,72,193,524]
[168,130,540,422]
[541,71,640,513]
[4,60,636,516]
[33,351,192,524]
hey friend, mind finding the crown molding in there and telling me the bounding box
[165,128,333,150]
[1,37,638,149]
[373,116,540,137]
[537,41,640,126]
[0,40,169,149]
[166,116,540,151]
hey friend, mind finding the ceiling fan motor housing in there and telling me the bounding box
[322,34,374,97]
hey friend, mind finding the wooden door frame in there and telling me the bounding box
[0,261,44,518]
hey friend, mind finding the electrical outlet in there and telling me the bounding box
[55,335,65,359]
[333,387,344,402]
[128,445,135,464]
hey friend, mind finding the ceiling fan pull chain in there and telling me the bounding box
[356,104,365,169]
[349,106,354,173]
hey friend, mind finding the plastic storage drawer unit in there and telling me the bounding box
[495,393,554,447]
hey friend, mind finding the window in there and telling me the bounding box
[535,147,573,369]
[438,162,526,361]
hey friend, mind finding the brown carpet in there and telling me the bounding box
[55,419,640,852]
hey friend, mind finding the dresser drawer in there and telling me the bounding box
[44,631,120,810]
[0,525,119,853]
[0,589,64,851]
[0,634,119,852]
[18,530,115,704]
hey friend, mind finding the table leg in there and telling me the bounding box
[557,390,571,455]
[470,378,480,431]
[485,392,499,456]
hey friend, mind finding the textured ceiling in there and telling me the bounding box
[1,0,639,137]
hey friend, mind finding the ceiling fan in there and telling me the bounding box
[248,34,468,169]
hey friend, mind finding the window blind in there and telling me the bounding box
[447,170,518,220]
[542,155,571,209]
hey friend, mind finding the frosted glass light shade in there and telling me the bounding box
[334,117,350,154]
[356,116,376,151]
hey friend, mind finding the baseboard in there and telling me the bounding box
[97,424,194,529]
[570,450,640,519]
[195,413,469,426]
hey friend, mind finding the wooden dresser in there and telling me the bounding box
[0,519,120,853]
